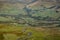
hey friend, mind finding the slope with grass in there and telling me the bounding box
[0,24,60,40]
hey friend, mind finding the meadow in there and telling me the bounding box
[0,24,60,40]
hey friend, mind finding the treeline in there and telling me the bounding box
[0,13,60,26]
[0,13,60,21]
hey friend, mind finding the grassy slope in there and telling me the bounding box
[0,1,60,21]
[0,24,60,40]
[0,3,60,27]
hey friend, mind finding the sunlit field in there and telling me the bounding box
[0,24,60,40]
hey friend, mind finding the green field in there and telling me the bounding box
[0,24,60,40]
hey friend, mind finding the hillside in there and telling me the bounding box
[0,0,60,40]
[0,24,60,40]
[0,0,60,27]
